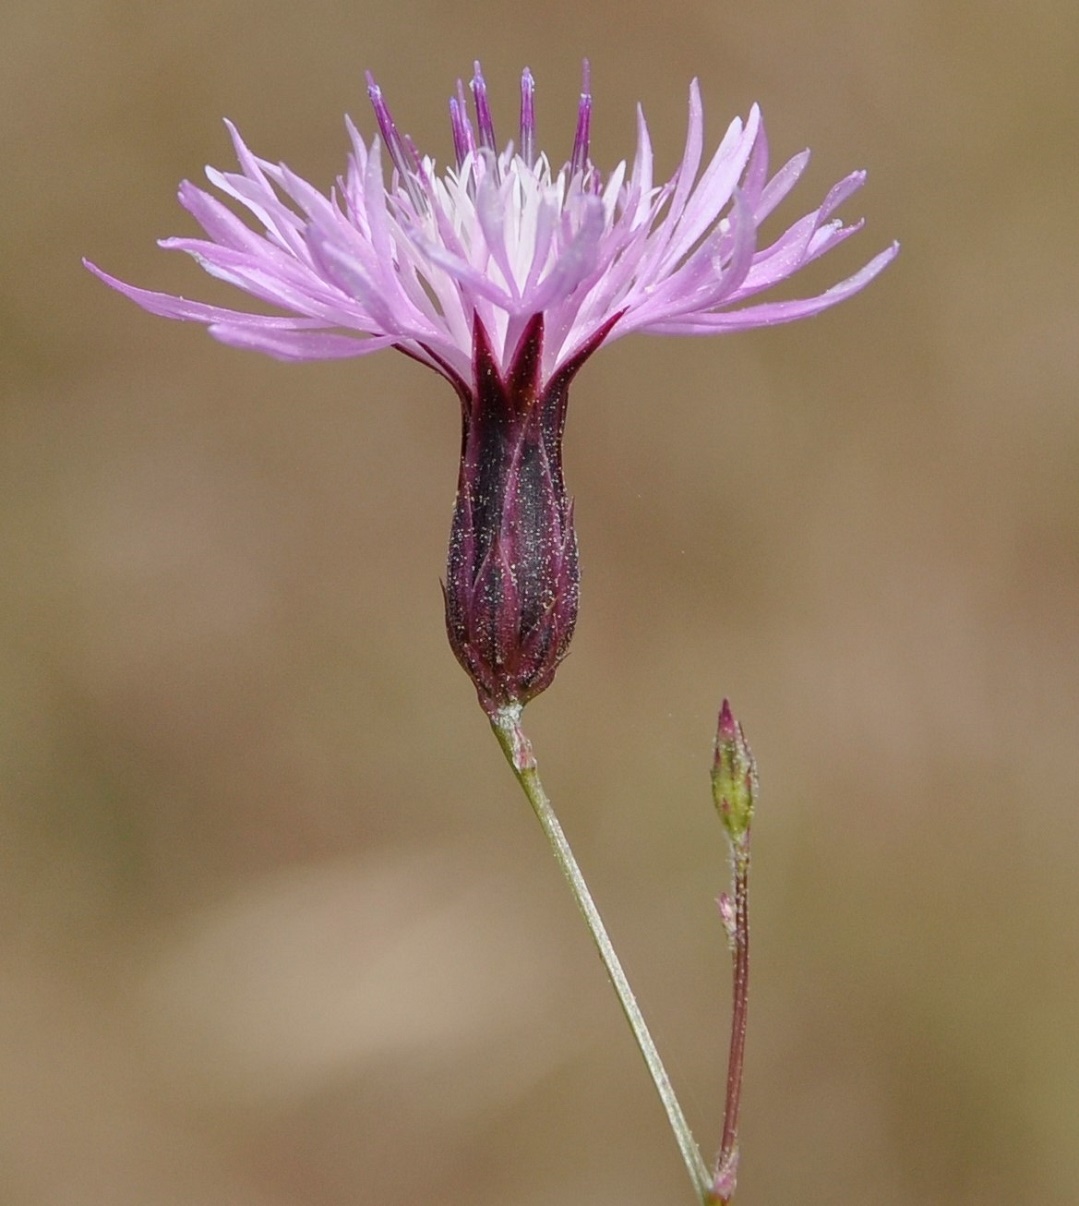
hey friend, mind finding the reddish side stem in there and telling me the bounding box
[715,850,750,1201]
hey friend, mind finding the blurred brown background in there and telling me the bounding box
[2,0,1076,1203]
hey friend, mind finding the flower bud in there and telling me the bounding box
[711,699,758,846]
[444,314,583,716]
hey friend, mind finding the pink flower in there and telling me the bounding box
[86,63,896,713]
[86,61,895,390]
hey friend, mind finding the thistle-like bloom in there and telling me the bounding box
[86,63,896,714]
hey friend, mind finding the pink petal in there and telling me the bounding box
[207,323,393,360]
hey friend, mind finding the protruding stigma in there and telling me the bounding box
[449,100,469,168]
[450,78,477,169]
[365,71,424,207]
[470,60,498,151]
[570,59,592,177]
[519,67,535,166]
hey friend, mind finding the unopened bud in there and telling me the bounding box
[711,699,758,846]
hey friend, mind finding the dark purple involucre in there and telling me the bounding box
[444,312,616,714]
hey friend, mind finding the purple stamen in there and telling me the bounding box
[365,72,425,209]
[570,59,592,178]
[403,133,422,171]
[470,61,498,152]
[520,67,535,167]
[452,78,476,166]
[449,97,470,168]
[365,73,409,176]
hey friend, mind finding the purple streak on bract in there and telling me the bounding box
[444,310,619,713]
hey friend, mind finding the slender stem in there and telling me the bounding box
[490,704,713,1202]
[714,847,750,1202]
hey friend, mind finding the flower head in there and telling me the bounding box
[86,61,896,391]
[86,63,896,713]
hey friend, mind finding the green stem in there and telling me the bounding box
[490,704,713,1203]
